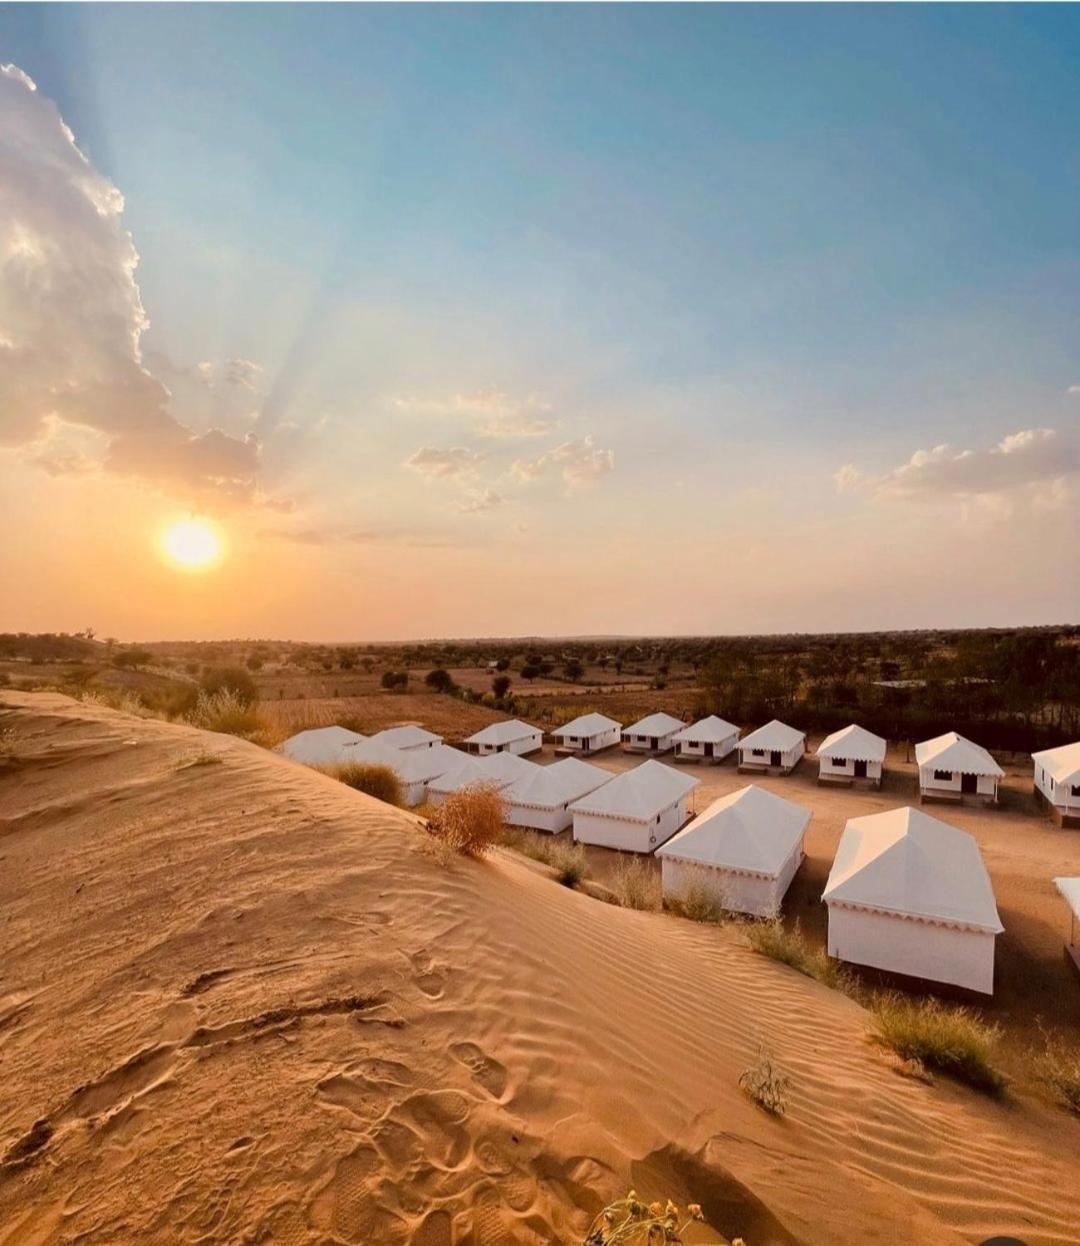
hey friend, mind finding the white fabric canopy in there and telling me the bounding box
[370,725,443,750]
[1034,743,1080,786]
[504,757,613,810]
[552,712,621,739]
[673,715,740,745]
[816,723,887,763]
[569,759,699,822]
[280,726,367,765]
[464,719,541,747]
[623,713,686,736]
[914,732,1002,777]
[739,719,805,752]
[1054,877,1080,922]
[657,784,810,877]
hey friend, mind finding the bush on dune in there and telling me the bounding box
[503,828,588,887]
[745,917,851,993]
[868,993,1006,1096]
[611,857,661,912]
[665,878,729,925]
[187,688,268,741]
[1033,1031,1080,1115]
[335,762,403,807]
[427,784,505,857]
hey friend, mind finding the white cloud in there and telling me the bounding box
[458,488,504,514]
[403,445,484,478]
[395,389,556,438]
[832,463,863,493]
[512,434,615,488]
[0,64,259,504]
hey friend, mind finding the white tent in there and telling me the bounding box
[737,720,806,775]
[345,739,462,807]
[370,724,443,751]
[570,759,700,852]
[425,750,539,807]
[279,725,367,766]
[621,712,687,755]
[1054,877,1080,977]
[1033,742,1080,825]
[816,724,887,788]
[464,719,543,757]
[823,807,1003,994]
[503,757,614,833]
[551,712,622,755]
[915,732,1002,804]
[672,715,740,764]
[657,785,810,916]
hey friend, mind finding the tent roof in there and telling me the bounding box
[657,784,810,876]
[280,725,367,764]
[464,719,542,747]
[504,757,613,810]
[823,807,1003,933]
[816,723,887,763]
[914,732,1003,777]
[623,712,687,736]
[1033,742,1080,786]
[569,759,699,822]
[1055,877,1080,922]
[428,749,538,794]
[347,739,461,785]
[673,715,740,744]
[739,719,806,752]
[371,725,443,750]
[552,712,622,739]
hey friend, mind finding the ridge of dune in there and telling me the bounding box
[1,692,1078,1246]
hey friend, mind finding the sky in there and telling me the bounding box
[1,4,1077,641]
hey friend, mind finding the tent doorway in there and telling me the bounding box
[770,751,782,767]
[854,760,867,779]
[961,773,977,795]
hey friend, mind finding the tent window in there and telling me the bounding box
[934,769,952,781]
[752,748,766,757]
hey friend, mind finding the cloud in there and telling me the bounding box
[1068,385,1080,396]
[403,445,484,478]
[833,463,863,493]
[512,435,615,488]
[395,389,556,438]
[0,64,260,505]
[458,488,504,514]
[261,525,457,549]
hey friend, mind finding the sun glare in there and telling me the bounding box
[161,519,223,571]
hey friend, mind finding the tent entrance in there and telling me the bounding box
[770,751,781,767]
[854,759,867,778]
[704,742,714,758]
[961,773,977,795]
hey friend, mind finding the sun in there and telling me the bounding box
[160,518,223,570]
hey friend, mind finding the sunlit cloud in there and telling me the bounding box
[403,445,485,478]
[395,389,557,438]
[512,434,615,488]
[457,488,505,514]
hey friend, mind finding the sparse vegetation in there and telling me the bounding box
[427,784,505,857]
[868,993,1006,1096]
[745,918,852,992]
[200,666,258,707]
[504,829,588,887]
[665,878,729,924]
[187,689,268,741]
[611,857,662,912]
[739,1045,791,1116]
[1033,1031,1080,1115]
[335,761,403,807]
[583,1191,718,1245]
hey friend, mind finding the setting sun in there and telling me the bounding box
[161,519,223,570]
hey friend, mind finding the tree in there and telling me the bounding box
[246,654,264,671]
[564,659,584,683]
[494,657,510,672]
[381,670,408,691]
[424,668,455,694]
[201,666,258,707]
[521,664,540,683]
[113,647,152,671]
[492,674,512,698]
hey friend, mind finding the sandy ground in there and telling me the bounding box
[2,692,1080,1246]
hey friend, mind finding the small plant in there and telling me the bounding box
[186,689,268,741]
[546,839,588,887]
[666,878,727,925]
[611,857,661,912]
[739,1046,790,1116]
[868,993,1006,1096]
[427,783,505,857]
[335,762,403,807]
[1033,1030,1080,1115]
[745,918,852,993]
[583,1191,720,1245]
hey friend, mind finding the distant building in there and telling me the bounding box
[425,751,538,807]
[672,715,740,764]
[1033,742,1080,827]
[279,725,366,766]
[915,732,1002,805]
[464,719,543,757]
[502,757,613,834]
[551,712,622,755]
[370,725,443,751]
[737,720,806,775]
[621,712,686,755]
[815,724,887,788]
[570,760,700,853]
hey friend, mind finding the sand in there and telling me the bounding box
[2,692,1079,1246]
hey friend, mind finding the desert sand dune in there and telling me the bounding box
[1,692,1079,1246]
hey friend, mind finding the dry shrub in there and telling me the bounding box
[427,783,505,857]
[186,689,269,742]
[739,1045,790,1116]
[612,857,661,912]
[868,993,1005,1096]
[1033,1031,1080,1115]
[745,917,852,993]
[503,829,588,887]
[335,762,403,807]
[666,877,728,925]
[583,1191,716,1245]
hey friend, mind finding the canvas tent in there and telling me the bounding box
[370,725,443,751]
[737,720,806,775]
[570,759,700,852]
[344,738,462,807]
[464,719,543,757]
[425,750,538,806]
[279,725,367,766]
[1033,743,1080,826]
[816,724,887,788]
[621,713,687,755]
[657,784,810,916]
[915,732,1002,804]
[672,715,740,764]
[503,757,614,833]
[1054,877,1080,979]
[823,806,1003,994]
[551,712,622,755]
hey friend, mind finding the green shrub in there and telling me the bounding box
[335,762,403,807]
[868,993,1005,1096]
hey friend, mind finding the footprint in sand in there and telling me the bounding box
[405,949,447,999]
[411,1208,452,1246]
[398,1091,472,1168]
[355,1057,414,1088]
[449,1041,508,1100]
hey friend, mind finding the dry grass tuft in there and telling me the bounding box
[335,761,404,807]
[503,829,588,887]
[745,917,852,993]
[186,689,269,742]
[868,993,1006,1096]
[665,878,729,925]
[427,783,505,857]
[611,857,662,912]
[739,1046,790,1116]
[583,1191,714,1246]
[1033,1031,1080,1115]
